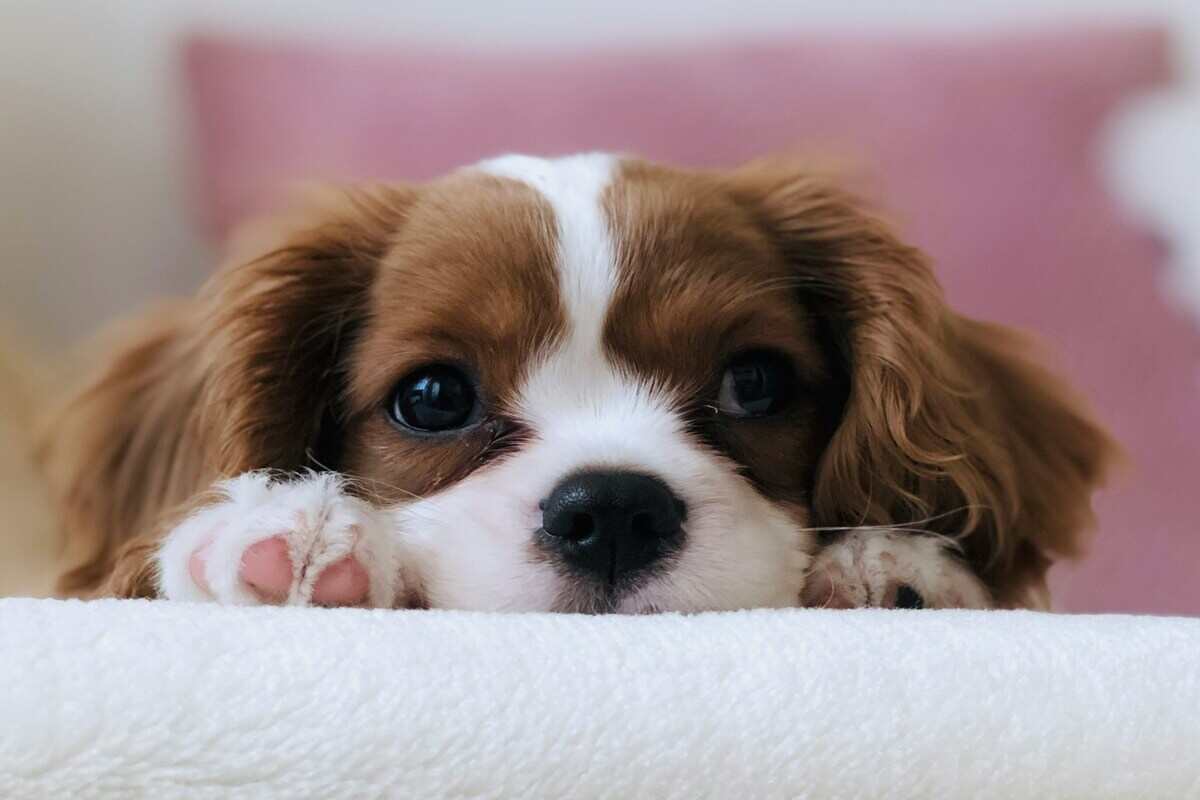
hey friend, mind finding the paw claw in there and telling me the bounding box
[892,584,925,609]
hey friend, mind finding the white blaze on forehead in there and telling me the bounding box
[476,153,678,452]
[476,153,620,369]
[477,153,686,478]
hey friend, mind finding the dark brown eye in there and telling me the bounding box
[717,350,794,419]
[388,365,478,433]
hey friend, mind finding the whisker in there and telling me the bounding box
[802,505,987,532]
[800,505,991,553]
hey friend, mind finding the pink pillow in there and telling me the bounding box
[185,27,1200,614]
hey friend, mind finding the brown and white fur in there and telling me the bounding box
[38,154,1116,612]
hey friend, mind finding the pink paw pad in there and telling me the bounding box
[309,554,370,607]
[240,537,294,603]
[188,536,370,606]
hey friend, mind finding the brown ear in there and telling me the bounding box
[200,185,413,473]
[38,185,411,596]
[728,160,1119,607]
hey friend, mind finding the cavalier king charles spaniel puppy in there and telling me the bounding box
[39,154,1115,612]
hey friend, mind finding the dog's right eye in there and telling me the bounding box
[387,365,478,433]
[717,350,794,419]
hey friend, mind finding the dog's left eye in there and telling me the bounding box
[717,350,793,418]
[388,365,478,433]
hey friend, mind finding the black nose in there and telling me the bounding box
[540,470,686,585]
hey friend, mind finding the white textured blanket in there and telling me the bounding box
[1,599,1197,799]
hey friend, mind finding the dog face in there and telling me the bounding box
[332,155,840,611]
[51,153,1115,609]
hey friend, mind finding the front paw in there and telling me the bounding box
[157,472,402,607]
[801,529,992,610]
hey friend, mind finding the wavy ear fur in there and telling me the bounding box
[728,160,1119,607]
[38,186,412,597]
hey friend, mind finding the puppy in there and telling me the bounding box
[39,154,1115,612]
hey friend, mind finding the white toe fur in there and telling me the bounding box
[156,471,402,607]
[804,529,992,610]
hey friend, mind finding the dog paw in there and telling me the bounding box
[801,529,992,610]
[157,472,402,607]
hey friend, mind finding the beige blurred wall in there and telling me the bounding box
[0,337,59,596]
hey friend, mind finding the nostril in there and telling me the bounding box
[565,512,595,542]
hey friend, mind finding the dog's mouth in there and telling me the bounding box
[547,562,676,614]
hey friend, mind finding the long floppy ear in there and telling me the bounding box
[200,185,413,473]
[728,160,1119,607]
[38,186,411,596]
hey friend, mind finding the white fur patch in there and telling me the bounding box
[478,152,619,354]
